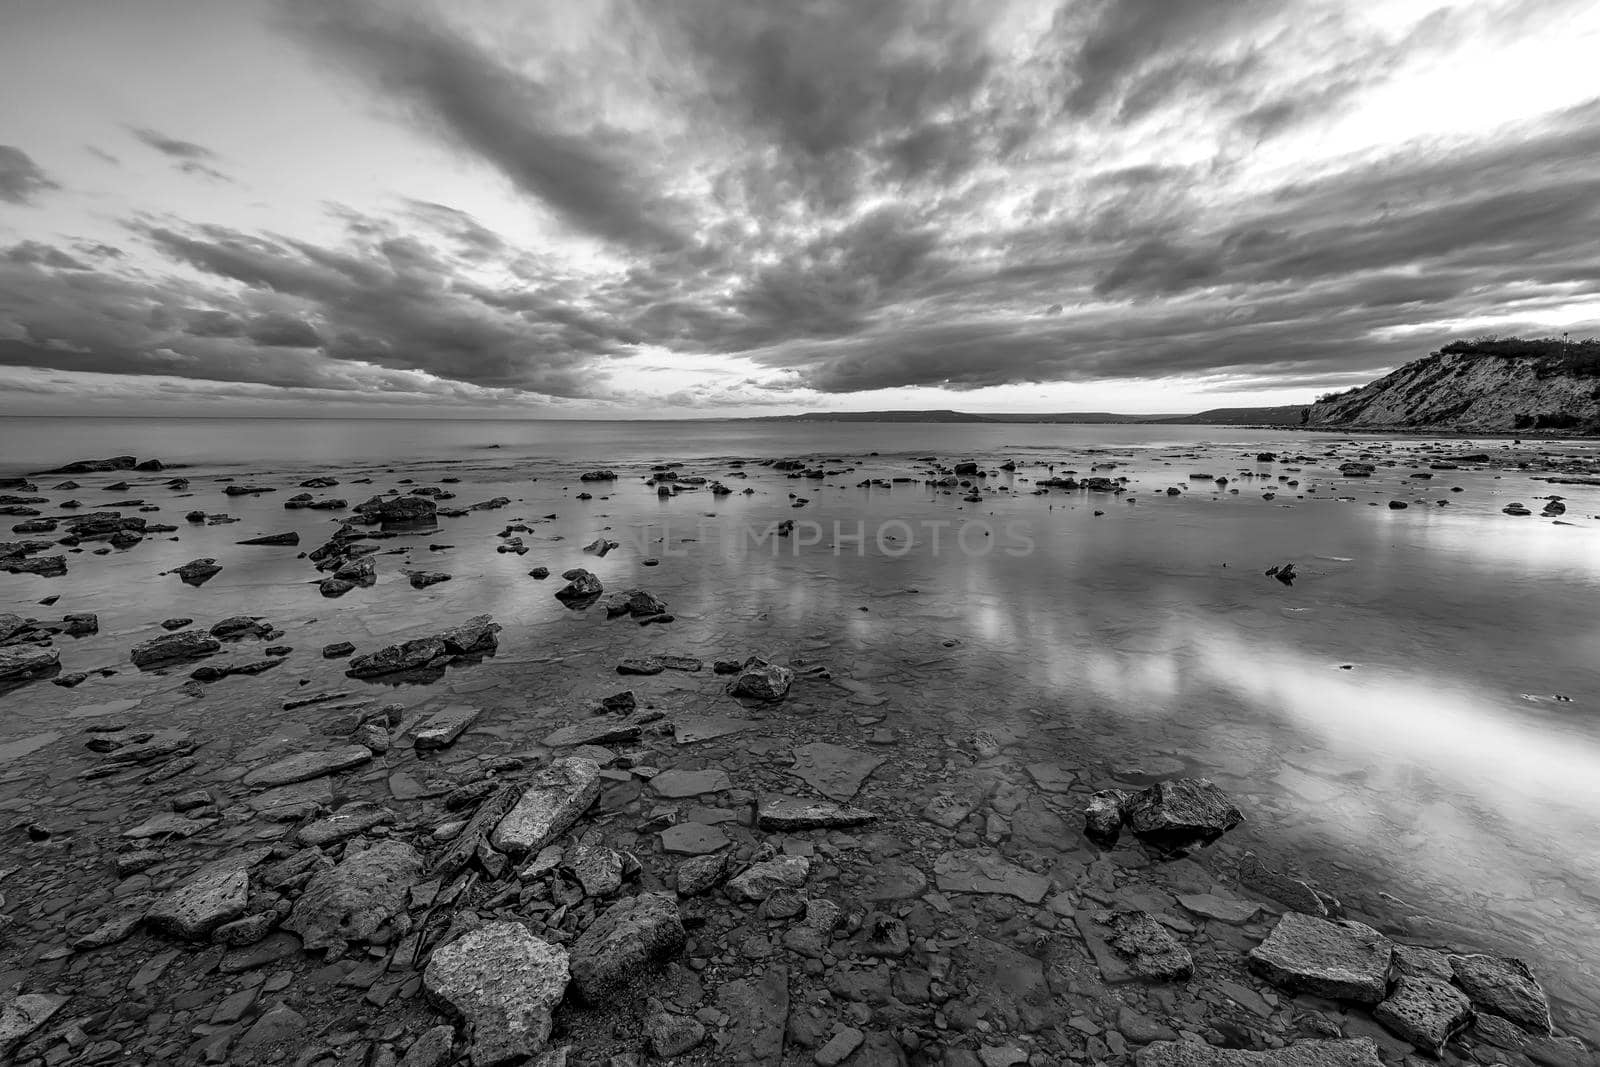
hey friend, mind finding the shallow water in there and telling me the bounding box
[3,418,1599,1045]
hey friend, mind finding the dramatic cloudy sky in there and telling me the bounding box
[2,0,1598,417]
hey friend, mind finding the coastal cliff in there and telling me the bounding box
[1308,339,1600,433]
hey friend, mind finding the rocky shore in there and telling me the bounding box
[1,442,1597,1066]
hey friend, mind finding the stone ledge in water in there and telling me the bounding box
[728,657,795,701]
[1121,777,1243,854]
[413,705,481,750]
[0,645,59,683]
[130,630,221,668]
[932,849,1049,904]
[424,922,569,1066]
[241,745,373,788]
[1248,912,1393,1004]
[1135,1038,1382,1067]
[346,615,500,678]
[569,892,687,1003]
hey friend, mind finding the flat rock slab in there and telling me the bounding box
[542,715,646,748]
[295,803,396,847]
[285,840,422,950]
[570,892,687,1002]
[659,823,731,855]
[0,994,69,1057]
[1076,910,1194,983]
[0,645,58,681]
[1177,893,1262,924]
[725,856,810,903]
[242,745,373,788]
[1449,953,1553,1034]
[756,795,877,831]
[1248,912,1393,1004]
[491,757,600,854]
[145,851,267,939]
[1024,762,1076,793]
[788,743,883,801]
[933,849,1050,903]
[414,705,480,750]
[715,966,789,1066]
[435,783,522,878]
[1373,975,1473,1055]
[650,767,732,798]
[130,630,221,668]
[672,715,756,744]
[425,921,569,1066]
[246,777,333,822]
[1135,1039,1383,1067]
[123,811,215,840]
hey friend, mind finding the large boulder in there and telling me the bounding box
[569,892,686,1002]
[1248,912,1393,1004]
[1373,975,1473,1055]
[145,857,252,939]
[555,569,603,605]
[1121,778,1242,853]
[490,757,600,854]
[356,495,437,524]
[285,840,422,951]
[424,922,569,1066]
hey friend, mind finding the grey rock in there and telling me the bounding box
[555,569,603,604]
[566,845,625,898]
[1248,912,1393,1004]
[1449,953,1552,1034]
[660,823,730,856]
[414,705,481,750]
[1121,778,1242,853]
[424,922,569,1066]
[569,892,686,1002]
[932,849,1050,903]
[1085,789,1128,843]
[602,589,667,618]
[726,855,810,903]
[650,767,732,798]
[146,856,255,939]
[1077,910,1194,983]
[170,557,222,585]
[1373,975,1473,1055]
[675,854,728,896]
[757,795,877,831]
[401,1025,458,1067]
[490,757,601,853]
[295,802,396,847]
[788,742,883,801]
[716,966,789,1066]
[285,840,423,950]
[0,644,58,681]
[242,744,373,788]
[728,657,795,701]
[1176,893,1261,924]
[0,994,69,1057]
[130,629,221,668]
[922,794,973,830]
[348,636,447,677]
[647,1011,706,1057]
[1135,1039,1383,1067]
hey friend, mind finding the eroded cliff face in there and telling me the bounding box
[1308,352,1600,432]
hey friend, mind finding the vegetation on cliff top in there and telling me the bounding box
[1440,335,1600,377]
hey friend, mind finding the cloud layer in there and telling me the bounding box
[1,0,1597,411]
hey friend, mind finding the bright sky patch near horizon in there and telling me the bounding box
[1,0,1597,418]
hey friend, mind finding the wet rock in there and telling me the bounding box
[716,966,789,1066]
[1076,910,1194,983]
[61,611,97,636]
[570,892,686,1002]
[414,705,481,750]
[0,644,59,682]
[1121,778,1243,853]
[1085,789,1128,844]
[1248,912,1393,1004]
[491,757,601,854]
[579,469,616,481]
[409,570,452,589]
[542,715,646,748]
[237,531,300,546]
[1238,851,1342,918]
[788,742,883,801]
[347,616,500,677]
[1373,975,1473,1055]
[728,657,795,701]
[555,568,603,605]
[675,854,728,896]
[647,1011,707,1057]
[1449,953,1552,1034]
[424,921,569,1066]
[815,1027,865,1065]
[1176,893,1261,924]
[296,802,397,847]
[145,856,253,939]
[356,495,438,524]
[602,588,667,618]
[232,1003,309,1064]
[617,656,664,675]
[1,553,67,577]
[756,795,876,831]
[242,744,373,788]
[650,767,732,797]
[401,1026,457,1067]
[726,855,810,903]
[1135,1039,1383,1066]
[130,629,222,668]
[322,641,356,658]
[170,557,223,585]
[932,849,1049,903]
[285,840,422,950]
[0,993,69,1057]
[436,784,523,878]
[566,844,626,898]
[922,793,974,829]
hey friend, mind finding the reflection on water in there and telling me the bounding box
[2,421,1599,1033]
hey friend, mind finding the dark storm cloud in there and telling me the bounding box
[0,145,57,204]
[245,312,322,348]
[283,1,687,251]
[4,241,89,270]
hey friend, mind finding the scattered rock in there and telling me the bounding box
[491,757,601,853]
[1248,912,1393,1004]
[1373,975,1473,1055]
[424,922,569,1065]
[285,840,423,950]
[1121,778,1243,853]
[932,849,1049,903]
[728,657,795,701]
[130,630,222,668]
[569,892,687,1002]
[1449,953,1553,1034]
[756,795,877,831]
